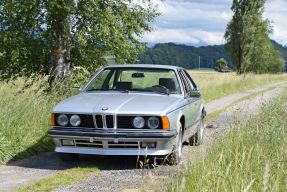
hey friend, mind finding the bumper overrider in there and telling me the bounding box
[48,128,177,156]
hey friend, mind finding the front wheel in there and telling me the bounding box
[166,125,183,165]
[190,117,205,146]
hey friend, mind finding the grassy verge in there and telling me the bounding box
[19,164,99,192]
[0,77,69,164]
[170,89,287,191]
[188,72,287,102]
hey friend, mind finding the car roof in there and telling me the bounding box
[104,64,182,71]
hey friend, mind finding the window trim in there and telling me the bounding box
[182,70,197,90]
[178,70,191,96]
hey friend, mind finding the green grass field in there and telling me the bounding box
[189,72,287,102]
[189,68,216,73]
[0,73,286,164]
[169,88,287,192]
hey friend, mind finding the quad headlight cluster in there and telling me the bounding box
[51,113,170,130]
[57,114,81,127]
[132,116,160,129]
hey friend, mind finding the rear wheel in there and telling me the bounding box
[166,124,183,165]
[58,153,79,162]
[190,117,205,146]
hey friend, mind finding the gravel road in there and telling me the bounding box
[0,81,286,192]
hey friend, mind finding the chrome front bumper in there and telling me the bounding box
[49,128,177,156]
[55,147,173,156]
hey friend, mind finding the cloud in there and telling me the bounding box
[156,0,232,30]
[142,28,225,45]
[143,0,287,46]
[265,0,287,45]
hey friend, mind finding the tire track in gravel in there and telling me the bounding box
[0,81,286,192]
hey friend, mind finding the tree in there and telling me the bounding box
[225,0,284,74]
[214,58,228,71]
[0,0,159,83]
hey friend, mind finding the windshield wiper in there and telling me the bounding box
[86,89,130,93]
[86,88,168,95]
[117,89,130,93]
[86,89,101,92]
[149,90,170,96]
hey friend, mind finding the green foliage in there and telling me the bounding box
[271,40,287,71]
[0,77,70,164]
[214,58,228,71]
[225,0,285,74]
[139,43,233,69]
[169,89,287,192]
[0,0,159,80]
[70,66,92,87]
[139,42,287,71]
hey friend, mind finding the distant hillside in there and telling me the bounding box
[139,41,287,71]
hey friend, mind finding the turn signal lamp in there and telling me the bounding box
[162,116,170,130]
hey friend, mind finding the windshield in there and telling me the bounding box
[85,68,181,95]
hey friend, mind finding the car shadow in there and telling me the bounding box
[7,153,162,171]
[6,135,162,171]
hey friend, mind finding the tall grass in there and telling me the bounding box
[189,72,287,102]
[170,89,287,192]
[0,77,68,164]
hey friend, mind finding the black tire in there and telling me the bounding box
[166,125,183,165]
[189,117,205,146]
[58,153,79,162]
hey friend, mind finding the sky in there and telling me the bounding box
[142,0,287,46]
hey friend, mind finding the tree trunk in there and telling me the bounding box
[49,33,71,85]
[48,1,74,85]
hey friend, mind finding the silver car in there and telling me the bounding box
[49,64,206,164]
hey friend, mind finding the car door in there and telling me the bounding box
[182,70,202,122]
[178,70,197,137]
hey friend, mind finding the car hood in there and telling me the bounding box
[53,92,182,115]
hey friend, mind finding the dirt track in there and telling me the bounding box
[0,81,286,192]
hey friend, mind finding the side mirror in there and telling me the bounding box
[189,89,201,98]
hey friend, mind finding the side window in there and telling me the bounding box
[178,71,191,94]
[183,70,197,90]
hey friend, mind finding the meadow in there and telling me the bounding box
[170,88,287,192]
[0,77,67,163]
[0,72,287,164]
[189,71,287,102]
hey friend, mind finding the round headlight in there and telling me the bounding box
[57,114,68,126]
[70,115,81,127]
[147,117,160,129]
[132,116,145,129]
